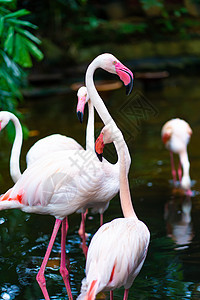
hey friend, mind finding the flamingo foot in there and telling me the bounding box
[186,189,193,197]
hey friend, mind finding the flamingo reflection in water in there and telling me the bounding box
[164,196,193,250]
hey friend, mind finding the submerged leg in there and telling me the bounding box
[186,189,193,196]
[60,217,73,300]
[123,289,129,300]
[178,161,182,183]
[170,151,177,185]
[36,219,62,300]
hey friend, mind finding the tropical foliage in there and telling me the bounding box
[0,0,43,137]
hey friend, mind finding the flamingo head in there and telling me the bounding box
[0,111,11,131]
[76,86,89,123]
[162,132,171,145]
[95,124,119,162]
[161,124,172,145]
[95,132,104,162]
[98,53,134,96]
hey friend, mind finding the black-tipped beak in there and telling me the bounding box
[126,73,134,96]
[95,151,103,162]
[77,111,83,123]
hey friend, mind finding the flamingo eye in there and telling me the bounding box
[113,61,117,65]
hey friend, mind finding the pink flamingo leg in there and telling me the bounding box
[123,289,129,300]
[178,161,182,183]
[170,151,177,185]
[36,219,62,300]
[60,217,73,300]
[100,213,103,227]
[110,290,113,300]
[80,212,88,258]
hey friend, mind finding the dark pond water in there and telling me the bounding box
[0,73,200,300]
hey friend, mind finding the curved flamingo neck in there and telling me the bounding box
[119,145,137,219]
[179,149,190,178]
[85,56,116,128]
[9,113,23,182]
[86,55,131,172]
[86,99,94,151]
[112,129,131,173]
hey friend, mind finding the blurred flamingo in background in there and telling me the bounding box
[161,118,192,194]
[0,53,134,300]
[78,124,150,300]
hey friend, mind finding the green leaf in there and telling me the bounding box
[24,39,44,61]
[13,33,32,67]
[0,7,10,15]
[0,17,4,37]
[7,19,38,29]
[0,68,22,99]
[4,9,30,19]
[15,27,41,44]
[0,49,24,78]
[0,0,12,3]
[4,26,14,55]
[0,89,12,97]
[174,10,181,17]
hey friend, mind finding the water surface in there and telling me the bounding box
[0,74,200,299]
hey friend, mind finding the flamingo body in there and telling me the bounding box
[26,134,83,165]
[78,218,149,299]
[161,118,192,154]
[161,118,192,191]
[0,149,119,219]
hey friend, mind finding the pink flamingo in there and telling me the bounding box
[161,118,192,193]
[0,53,133,300]
[78,124,150,300]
